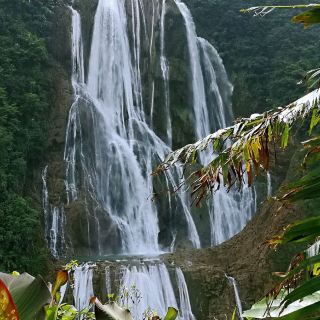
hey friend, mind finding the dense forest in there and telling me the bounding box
[185,0,320,116]
[0,0,63,274]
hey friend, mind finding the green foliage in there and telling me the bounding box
[0,196,49,274]
[163,307,178,320]
[0,0,62,274]
[183,0,320,116]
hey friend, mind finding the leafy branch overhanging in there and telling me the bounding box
[154,89,320,206]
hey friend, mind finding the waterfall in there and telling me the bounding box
[226,275,244,320]
[120,263,178,319]
[42,0,264,318]
[175,1,210,144]
[197,38,233,130]
[176,0,256,245]
[176,268,196,320]
[64,6,85,203]
[64,0,201,255]
[58,0,258,255]
[106,263,194,320]
[267,172,272,197]
[160,0,172,146]
[42,166,66,258]
[73,264,95,317]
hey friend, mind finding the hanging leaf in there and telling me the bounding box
[309,109,320,134]
[52,270,68,299]
[163,307,178,320]
[281,124,290,149]
[292,8,320,28]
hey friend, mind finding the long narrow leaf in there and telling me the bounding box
[282,277,320,308]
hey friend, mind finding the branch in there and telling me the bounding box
[154,89,320,205]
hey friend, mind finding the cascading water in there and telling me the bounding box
[176,1,256,245]
[102,262,194,320]
[267,172,272,197]
[176,268,196,320]
[44,0,261,317]
[42,166,66,258]
[226,275,244,320]
[73,264,95,317]
[64,0,202,256]
[120,263,178,319]
[160,0,172,146]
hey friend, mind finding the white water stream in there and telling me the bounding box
[226,275,244,320]
[176,1,256,245]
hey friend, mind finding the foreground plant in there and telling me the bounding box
[0,266,178,320]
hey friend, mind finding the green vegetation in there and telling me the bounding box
[0,0,64,274]
[184,0,320,116]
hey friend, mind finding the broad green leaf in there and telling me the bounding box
[283,167,320,202]
[277,301,320,320]
[278,254,320,281]
[281,124,289,149]
[275,216,320,245]
[14,276,51,320]
[282,277,320,308]
[164,307,178,320]
[0,272,51,320]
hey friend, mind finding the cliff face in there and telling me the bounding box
[166,200,305,319]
